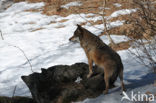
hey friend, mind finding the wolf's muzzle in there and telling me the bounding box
[69,37,72,41]
[69,36,80,43]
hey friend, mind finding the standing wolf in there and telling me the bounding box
[69,25,126,94]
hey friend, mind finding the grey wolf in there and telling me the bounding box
[69,25,126,94]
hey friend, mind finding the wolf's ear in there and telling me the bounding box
[77,24,83,33]
[77,24,81,27]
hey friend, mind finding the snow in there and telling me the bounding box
[100,35,129,44]
[99,9,136,20]
[79,50,156,103]
[75,76,82,83]
[109,9,136,18]
[5,2,44,13]
[113,3,122,7]
[0,1,155,103]
[61,1,82,9]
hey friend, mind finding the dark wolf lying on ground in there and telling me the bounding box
[69,24,126,94]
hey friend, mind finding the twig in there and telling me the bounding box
[12,85,17,97]
[129,0,156,73]
[102,0,116,45]
[0,30,4,40]
[77,12,103,31]
[1,31,34,73]
[73,4,105,31]
[8,44,34,73]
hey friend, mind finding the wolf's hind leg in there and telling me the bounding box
[103,73,110,94]
[119,68,126,92]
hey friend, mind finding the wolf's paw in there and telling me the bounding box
[123,88,127,92]
[87,73,92,78]
[103,90,108,95]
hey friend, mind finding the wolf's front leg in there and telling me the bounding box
[87,59,93,78]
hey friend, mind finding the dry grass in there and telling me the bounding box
[13,0,147,51]
[79,22,87,26]
[85,15,96,18]
[24,8,42,12]
[14,0,134,16]
[110,40,131,51]
[58,19,69,23]
[108,23,133,36]
[13,0,136,32]
[14,0,43,3]
[31,27,45,32]
[128,0,156,73]
[13,0,25,2]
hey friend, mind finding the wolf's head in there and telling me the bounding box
[69,24,83,42]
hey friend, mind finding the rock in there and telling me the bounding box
[0,96,36,103]
[21,63,116,103]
